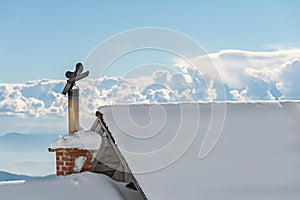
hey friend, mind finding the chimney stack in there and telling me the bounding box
[49,63,95,176]
[68,86,80,133]
[61,62,89,134]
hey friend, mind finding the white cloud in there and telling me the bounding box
[175,49,300,87]
[1,48,300,119]
[205,80,217,101]
[277,59,300,99]
[174,48,300,101]
[0,80,67,118]
[230,89,248,101]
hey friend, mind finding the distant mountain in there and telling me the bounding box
[0,171,55,181]
[0,132,59,176]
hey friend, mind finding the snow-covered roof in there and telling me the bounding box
[50,130,102,150]
[0,172,140,200]
[99,102,300,199]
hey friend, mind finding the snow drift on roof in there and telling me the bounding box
[99,101,300,200]
[0,172,140,200]
[50,130,101,150]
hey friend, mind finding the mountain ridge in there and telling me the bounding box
[0,171,55,181]
[0,132,58,176]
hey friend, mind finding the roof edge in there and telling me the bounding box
[97,100,300,110]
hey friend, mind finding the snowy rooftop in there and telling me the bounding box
[50,129,102,150]
[0,172,140,200]
[99,101,300,199]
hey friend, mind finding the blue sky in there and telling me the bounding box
[1,0,300,82]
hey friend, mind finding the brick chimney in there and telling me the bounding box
[52,149,93,176]
[48,63,100,176]
[48,129,101,176]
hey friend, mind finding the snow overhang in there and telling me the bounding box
[49,129,102,152]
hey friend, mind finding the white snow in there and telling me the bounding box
[99,101,300,200]
[50,129,102,150]
[0,180,25,186]
[73,156,86,172]
[0,172,141,200]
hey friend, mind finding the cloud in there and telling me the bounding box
[277,59,300,99]
[0,71,215,119]
[0,80,67,118]
[1,48,300,119]
[229,89,247,101]
[174,48,300,101]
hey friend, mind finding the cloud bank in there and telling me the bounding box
[0,80,67,118]
[0,48,300,119]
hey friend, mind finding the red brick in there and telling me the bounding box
[62,166,72,171]
[65,171,72,175]
[84,163,92,167]
[69,151,84,157]
[66,152,73,155]
[81,165,92,171]
[86,156,93,161]
[65,161,74,167]
[57,171,65,176]
[62,157,72,161]
[85,165,92,170]
[56,155,62,161]
[85,161,93,166]
[57,161,64,166]
[55,150,97,176]
[56,152,63,156]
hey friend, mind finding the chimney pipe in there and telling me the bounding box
[61,63,89,134]
[68,86,80,134]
